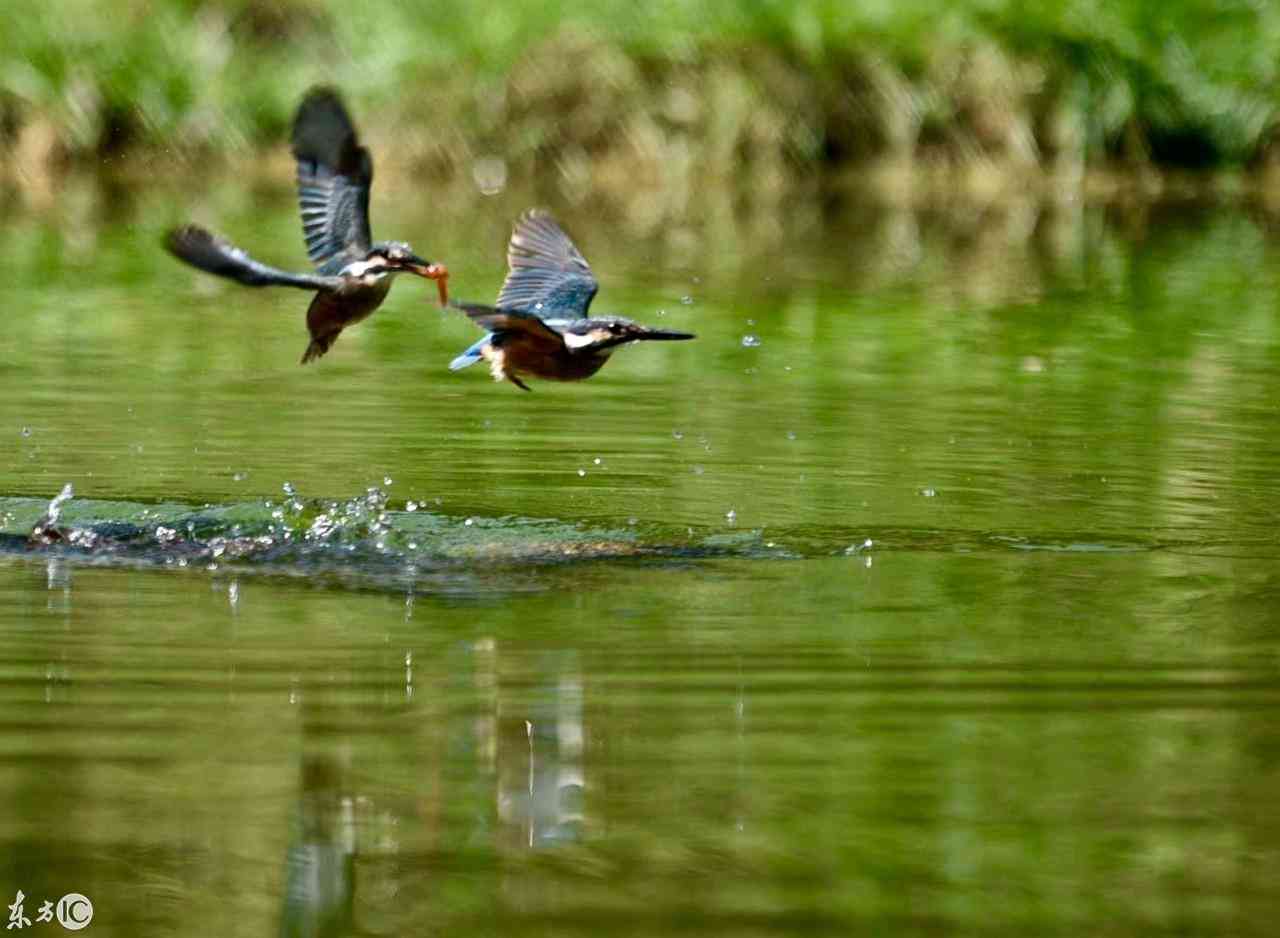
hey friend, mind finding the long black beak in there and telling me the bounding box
[637,328,695,341]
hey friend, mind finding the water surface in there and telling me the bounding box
[2,184,1279,935]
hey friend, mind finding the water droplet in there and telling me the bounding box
[725,509,737,524]
[233,471,248,482]
[786,431,797,441]
[672,429,684,440]
[627,517,638,526]
[464,518,474,527]
[383,476,393,487]
[746,318,755,326]
[406,500,419,512]
[282,481,295,496]
[680,295,694,305]
[471,155,508,196]
[741,334,762,348]
[692,465,705,476]
[20,426,31,438]
[921,488,937,498]
[577,469,587,477]
[593,457,602,466]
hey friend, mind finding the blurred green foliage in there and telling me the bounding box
[1,0,1277,174]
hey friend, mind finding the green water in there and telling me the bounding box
[3,182,1280,936]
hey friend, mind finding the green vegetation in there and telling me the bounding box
[2,0,1279,190]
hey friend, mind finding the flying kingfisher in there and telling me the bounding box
[449,211,694,391]
[165,87,449,364]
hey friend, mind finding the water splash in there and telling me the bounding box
[29,483,74,545]
[1,482,1173,594]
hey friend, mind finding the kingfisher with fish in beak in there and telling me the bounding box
[449,210,694,391]
[165,87,449,364]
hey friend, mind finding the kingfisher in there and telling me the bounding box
[165,87,449,364]
[449,210,694,391]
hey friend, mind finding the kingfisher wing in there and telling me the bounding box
[165,225,340,290]
[291,87,373,271]
[453,302,567,350]
[496,210,598,318]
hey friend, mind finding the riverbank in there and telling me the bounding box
[4,2,1279,203]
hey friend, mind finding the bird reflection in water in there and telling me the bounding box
[275,647,586,936]
[278,755,357,938]
[496,657,585,849]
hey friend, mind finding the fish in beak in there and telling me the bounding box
[401,253,449,307]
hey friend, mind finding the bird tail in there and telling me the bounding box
[300,334,335,365]
[449,335,490,372]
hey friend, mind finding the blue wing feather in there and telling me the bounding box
[497,210,598,319]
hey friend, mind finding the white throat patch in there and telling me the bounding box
[343,258,386,279]
[561,330,599,350]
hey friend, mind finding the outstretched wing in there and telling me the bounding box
[291,87,373,272]
[165,225,340,290]
[453,301,567,349]
[496,210,598,318]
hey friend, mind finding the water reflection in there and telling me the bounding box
[279,755,356,938]
[495,654,585,850]
[275,641,587,937]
